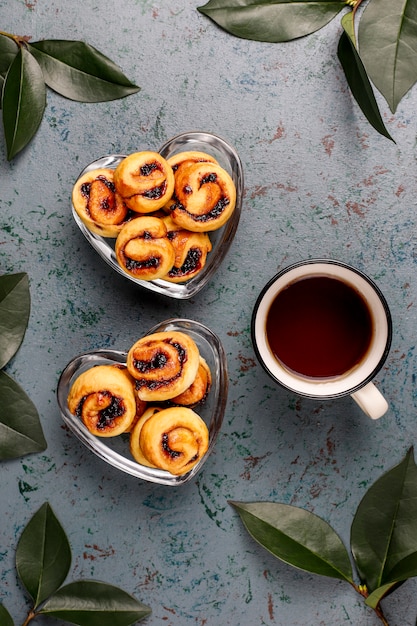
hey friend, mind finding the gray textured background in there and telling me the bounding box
[1,1,417,625]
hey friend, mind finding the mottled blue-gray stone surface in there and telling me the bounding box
[1,1,417,625]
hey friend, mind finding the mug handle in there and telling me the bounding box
[351,382,388,420]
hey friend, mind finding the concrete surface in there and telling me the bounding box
[1,1,417,625]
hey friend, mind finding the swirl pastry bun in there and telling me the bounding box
[127,330,200,402]
[123,394,148,433]
[115,216,175,281]
[167,151,218,176]
[167,161,236,232]
[67,365,137,437]
[131,406,209,475]
[129,406,162,467]
[161,216,212,283]
[72,168,131,237]
[114,151,175,213]
[171,356,212,406]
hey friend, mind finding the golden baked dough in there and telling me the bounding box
[171,357,212,406]
[67,365,137,437]
[123,394,148,433]
[161,215,212,283]
[114,151,175,213]
[138,406,209,475]
[129,406,162,467]
[72,168,131,237]
[167,151,218,177]
[115,216,175,281]
[166,162,236,232]
[127,330,200,401]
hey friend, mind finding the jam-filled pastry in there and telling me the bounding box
[171,356,212,406]
[72,168,132,237]
[161,216,212,283]
[123,394,148,433]
[166,161,236,232]
[136,406,209,475]
[67,365,137,437]
[161,152,218,220]
[129,406,162,467]
[114,151,175,213]
[167,151,218,178]
[115,216,175,281]
[127,330,200,402]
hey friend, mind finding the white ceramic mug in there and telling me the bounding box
[251,260,392,419]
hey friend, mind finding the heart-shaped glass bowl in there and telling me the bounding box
[71,131,244,299]
[56,318,228,486]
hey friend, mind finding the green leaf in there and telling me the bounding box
[358,0,417,113]
[230,501,353,582]
[40,580,152,625]
[365,581,402,610]
[0,370,46,459]
[28,40,140,102]
[198,0,345,43]
[16,502,71,607]
[351,448,417,592]
[0,34,19,107]
[2,46,46,160]
[0,272,30,369]
[340,9,355,46]
[384,551,417,583]
[337,25,394,142]
[0,604,14,626]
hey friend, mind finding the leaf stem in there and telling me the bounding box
[352,0,366,19]
[21,609,36,626]
[373,605,390,626]
[0,31,30,47]
[352,583,390,625]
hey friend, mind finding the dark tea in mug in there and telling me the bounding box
[265,275,373,378]
[252,260,392,418]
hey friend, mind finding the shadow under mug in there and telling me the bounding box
[251,259,392,420]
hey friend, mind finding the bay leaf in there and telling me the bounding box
[40,580,152,625]
[16,503,71,608]
[340,9,355,46]
[380,551,417,587]
[0,604,14,626]
[230,500,353,582]
[337,24,394,141]
[351,448,417,592]
[0,371,46,460]
[365,581,403,610]
[2,47,46,160]
[0,34,19,107]
[358,0,417,112]
[28,40,140,102]
[0,272,30,370]
[198,0,345,43]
